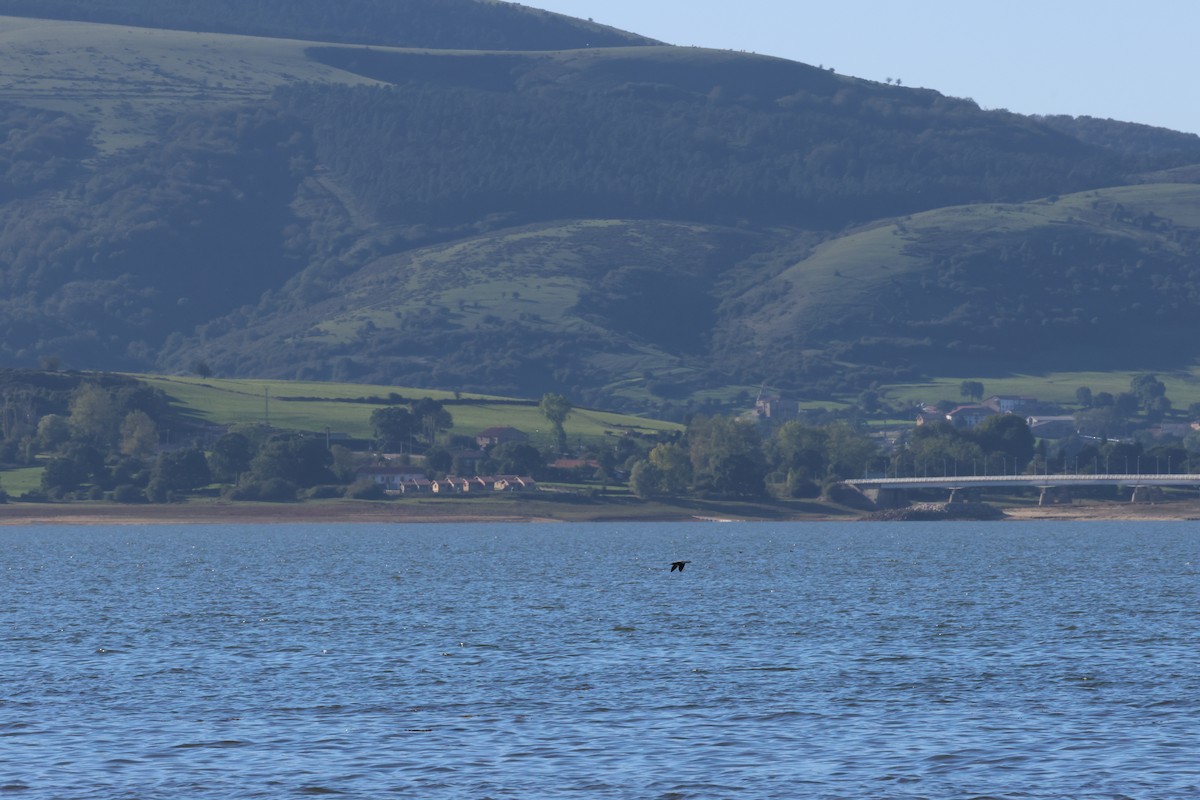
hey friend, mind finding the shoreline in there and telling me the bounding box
[2,498,1200,525]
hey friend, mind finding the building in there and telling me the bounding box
[945,405,997,430]
[356,465,427,491]
[983,395,1036,413]
[475,426,529,448]
[754,396,800,420]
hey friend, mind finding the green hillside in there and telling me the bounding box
[0,3,1199,413]
[730,182,1200,389]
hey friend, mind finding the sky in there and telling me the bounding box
[524,0,1200,135]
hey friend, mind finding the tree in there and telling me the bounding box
[425,447,453,474]
[370,406,417,451]
[68,383,120,447]
[209,432,254,483]
[970,414,1035,465]
[687,415,766,496]
[36,414,71,452]
[411,398,453,448]
[1146,395,1172,422]
[41,443,106,495]
[1131,374,1167,411]
[959,380,985,402]
[648,442,692,495]
[539,393,573,453]
[629,460,665,498]
[149,447,211,499]
[486,441,543,476]
[119,410,159,459]
[823,422,878,480]
[908,425,984,476]
[250,438,334,488]
[1075,386,1093,408]
[1114,392,1139,417]
[192,360,213,378]
[770,421,829,481]
[329,444,358,483]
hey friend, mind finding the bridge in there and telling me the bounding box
[845,474,1200,507]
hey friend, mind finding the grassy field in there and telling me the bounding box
[883,367,1200,410]
[0,466,42,495]
[138,374,683,447]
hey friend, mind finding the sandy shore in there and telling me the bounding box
[1001,500,1200,522]
[2,498,1200,525]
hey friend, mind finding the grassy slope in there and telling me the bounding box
[748,183,1200,343]
[733,182,1200,397]
[0,15,389,151]
[183,218,760,405]
[139,375,682,446]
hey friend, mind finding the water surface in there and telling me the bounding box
[2,521,1198,798]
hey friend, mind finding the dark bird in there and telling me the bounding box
[670,561,691,572]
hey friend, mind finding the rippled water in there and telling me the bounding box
[2,521,1199,798]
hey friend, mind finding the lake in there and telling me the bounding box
[2,521,1198,798]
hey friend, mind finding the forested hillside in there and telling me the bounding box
[0,4,1199,412]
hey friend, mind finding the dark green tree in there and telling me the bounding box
[209,432,254,483]
[970,414,1035,465]
[148,447,211,499]
[486,441,543,476]
[1130,374,1167,411]
[687,415,766,496]
[250,438,334,488]
[370,406,418,451]
[959,380,985,402]
[411,398,453,447]
[539,393,573,454]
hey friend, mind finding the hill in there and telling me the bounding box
[1,5,1200,412]
[0,0,656,50]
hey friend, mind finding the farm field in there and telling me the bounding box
[138,375,683,447]
[884,368,1200,410]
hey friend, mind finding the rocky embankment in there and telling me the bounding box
[866,502,1007,522]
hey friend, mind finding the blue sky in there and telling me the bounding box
[525,0,1200,135]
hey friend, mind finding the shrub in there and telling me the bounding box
[224,478,298,502]
[305,484,346,499]
[345,479,386,500]
[112,484,146,504]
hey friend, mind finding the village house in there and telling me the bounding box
[494,475,537,492]
[946,404,997,429]
[475,426,529,448]
[430,475,538,494]
[983,395,1036,413]
[754,395,800,420]
[432,477,470,494]
[355,465,427,491]
[395,477,432,494]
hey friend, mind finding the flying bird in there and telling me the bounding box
[670,561,691,572]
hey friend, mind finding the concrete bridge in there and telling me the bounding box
[845,474,1200,507]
